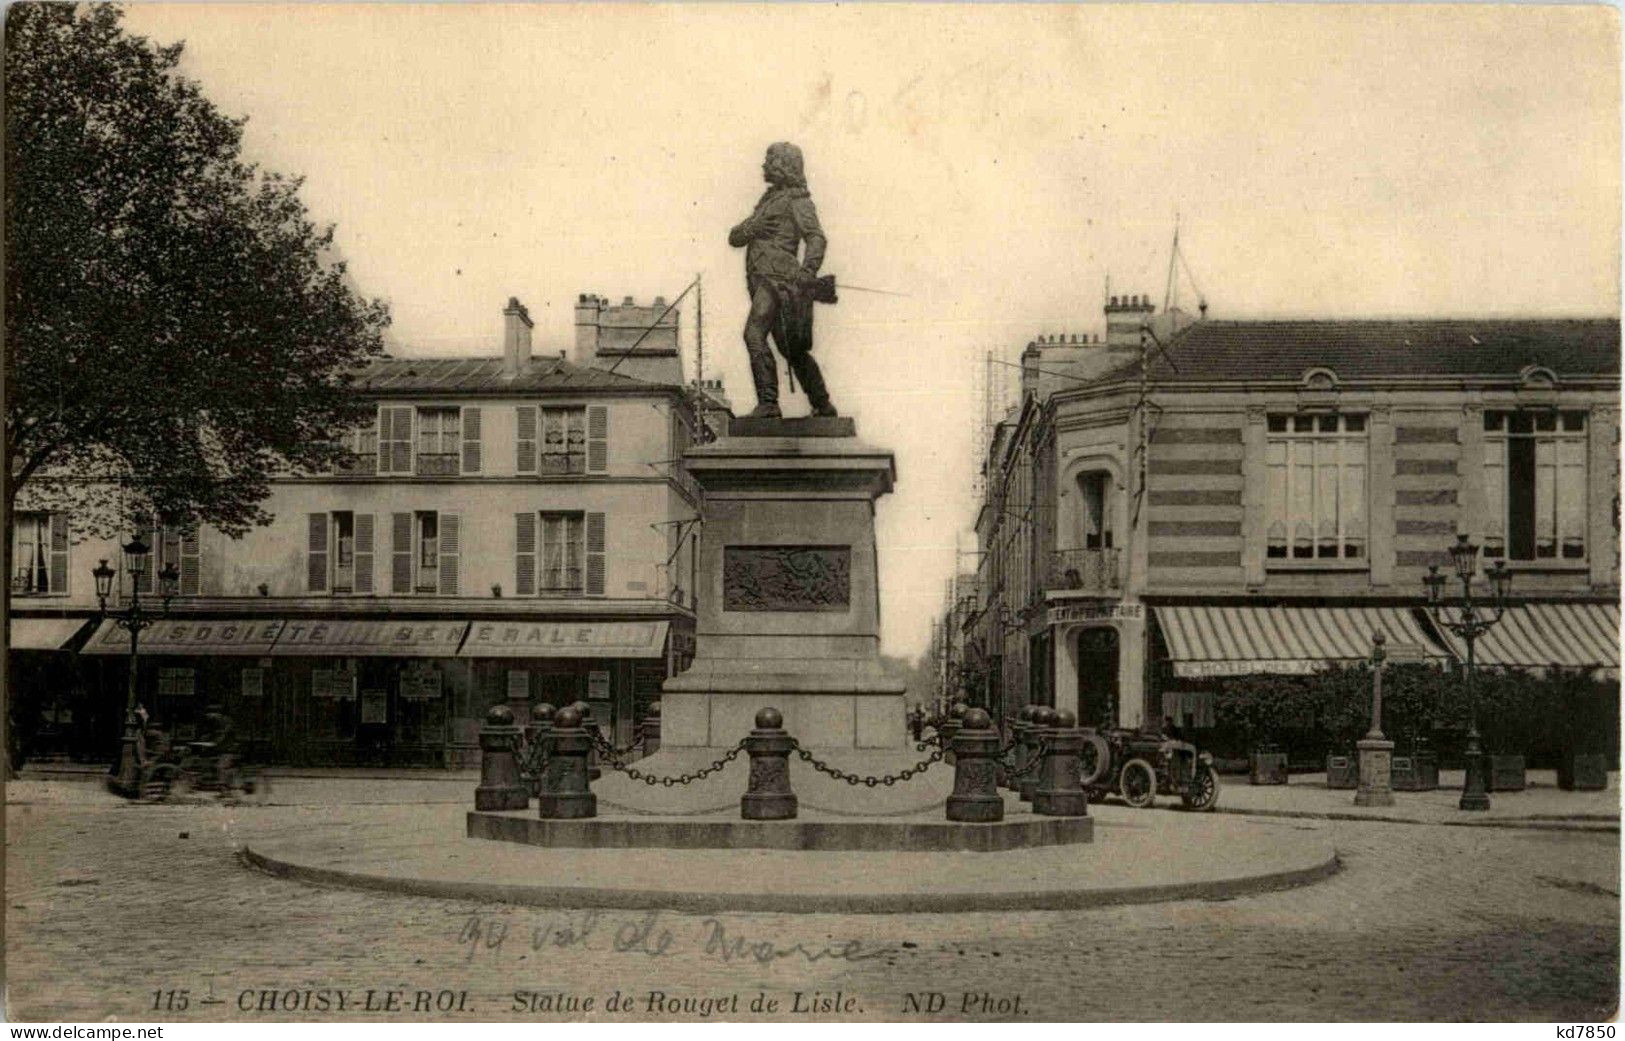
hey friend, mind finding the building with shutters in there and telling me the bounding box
[8,294,716,767]
[960,297,1620,750]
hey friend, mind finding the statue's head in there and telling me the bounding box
[761,141,806,188]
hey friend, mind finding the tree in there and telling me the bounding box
[4,3,389,545]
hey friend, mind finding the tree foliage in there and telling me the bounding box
[4,3,389,538]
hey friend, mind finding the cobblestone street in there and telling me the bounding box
[4,779,1618,1022]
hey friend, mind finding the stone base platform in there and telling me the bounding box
[467,809,1092,852]
[238,798,1340,915]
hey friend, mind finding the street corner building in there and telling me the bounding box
[951,296,1620,763]
[8,294,736,768]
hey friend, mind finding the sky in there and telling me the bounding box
[119,3,1621,660]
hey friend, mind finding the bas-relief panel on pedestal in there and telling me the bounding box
[722,545,851,612]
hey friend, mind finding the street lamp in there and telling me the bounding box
[1353,633,1394,807]
[1423,533,1511,811]
[95,535,181,797]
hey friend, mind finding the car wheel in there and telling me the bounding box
[1120,757,1157,808]
[1078,732,1111,787]
[1181,762,1221,811]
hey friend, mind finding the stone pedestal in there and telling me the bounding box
[663,421,906,749]
[1353,737,1395,808]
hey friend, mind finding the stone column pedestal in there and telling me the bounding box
[662,419,906,749]
[1353,736,1395,807]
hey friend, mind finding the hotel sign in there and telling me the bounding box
[1046,602,1143,626]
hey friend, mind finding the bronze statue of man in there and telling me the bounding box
[728,142,837,419]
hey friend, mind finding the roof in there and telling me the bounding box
[353,355,668,394]
[1138,319,1620,384]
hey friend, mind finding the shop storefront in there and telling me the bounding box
[7,617,100,762]
[78,614,686,768]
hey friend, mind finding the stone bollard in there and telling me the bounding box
[946,708,1003,823]
[641,701,662,756]
[524,703,555,797]
[475,705,530,811]
[940,701,969,765]
[571,700,602,781]
[1033,709,1090,816]
[740,707,797,820]
[537,705,597,819]
[1003,705,1036,791]
[1021,707,1057,803]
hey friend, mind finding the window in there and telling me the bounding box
[416,408,461,475]
[377,406,413,475]
[1077,472,1114,550]
[12,512,66,595]
[335,420,378,475]
[157,668,196,697]
[1483,410,1586,560]
[333,512,355,591]
[308,512,374,594]
[1265,413,1367,560]
[127,520,200,596]
[540,407,587,475]
[416,511,439,591]
[539,513,585,594]
[516,511,604,596]
[389,510,458,595]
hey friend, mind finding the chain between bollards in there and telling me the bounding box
[591,731,746,787]
[787,737,945,787]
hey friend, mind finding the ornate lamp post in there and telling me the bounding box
[1353,633,1394,807]
[1423,533,1512,811]
[94,536,180,797]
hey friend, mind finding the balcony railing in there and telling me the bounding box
[415,452,460,476]
[1046,547,1122,594]
[334,452,377,476]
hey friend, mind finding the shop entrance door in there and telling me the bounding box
[1076,627,1119,729]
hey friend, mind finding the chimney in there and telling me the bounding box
[573,292,682,385]
[502,297,533,378]
[574,293,603,364]
[1104,291,1155,354]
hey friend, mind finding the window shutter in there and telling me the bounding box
[585,511,606,595]
[376,406,391,473]
[353,514,375,594]
[390,406,413,474]
[516,406,538,474]
[462,406,482,473]
[391,512,413,594]
[307,514,329,593]
[48,513,68,595]
[180,530,200,596]
[515,512,536,596]
[438,512,460,595]
[587,405,608,473]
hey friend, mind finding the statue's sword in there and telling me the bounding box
[834,282,909,297]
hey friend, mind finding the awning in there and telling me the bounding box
[8,618,93,651]
[459,620,669,659]
[81,618,284,656]
[267,619,469,657]
[1155,605,1450,678]
[1430,602,1619,677]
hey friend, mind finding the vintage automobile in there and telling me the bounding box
[1077,726,1220,811]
